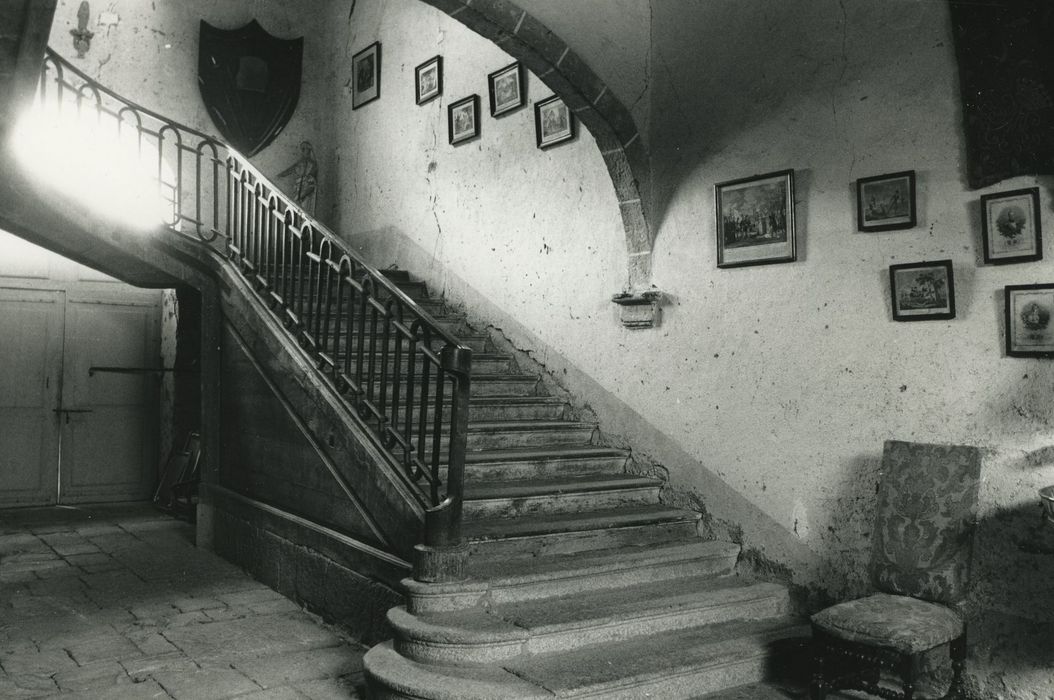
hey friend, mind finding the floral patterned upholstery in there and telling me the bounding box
[811,592,964,654]
[868,440,982,605]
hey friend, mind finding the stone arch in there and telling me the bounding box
[420,0,652,288]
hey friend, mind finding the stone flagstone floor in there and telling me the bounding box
[0,504,366,699]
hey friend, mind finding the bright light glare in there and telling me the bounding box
[11,102,173,230]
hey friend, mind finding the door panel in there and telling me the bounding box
[59,296,159,503]
[0,288,64,507]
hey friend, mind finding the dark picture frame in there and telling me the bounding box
[448,94,480,145]
[1005,283,1054,357]
[889,260,955,321]
[715,169,796,268]
[857,171,916,232]
[415,55,442,106]
[534,95,574,150]
[488,61,525,117]
[981,187,1042,265]
[352,42,381,110]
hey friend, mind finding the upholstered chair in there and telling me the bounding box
[810,440,982,700]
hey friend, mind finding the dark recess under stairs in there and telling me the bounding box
[360,269,809,699]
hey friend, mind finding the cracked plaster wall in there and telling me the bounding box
[333,0,1054,696]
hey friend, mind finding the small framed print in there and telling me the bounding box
[488,61,525,117]
[448,94,480,145]
[1005,284,1054,357]
[715,169,796,268]
[415,55,442,105]
[352,42,381,110]
[857,171,916,232]
[889,260,955,322]
[982,187,1042,265]
[534,95,574,150]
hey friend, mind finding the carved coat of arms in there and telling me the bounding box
[198,20,303,157]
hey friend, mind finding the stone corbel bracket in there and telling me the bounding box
[611,289,664,329]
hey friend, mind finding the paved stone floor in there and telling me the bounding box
[0,504,366,699]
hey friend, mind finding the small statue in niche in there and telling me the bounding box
[278,140,318,216]
[70,1,94,58]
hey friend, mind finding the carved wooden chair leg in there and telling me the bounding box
[900,652,918,700]
[810,633,828,700]
[945,631,968,700]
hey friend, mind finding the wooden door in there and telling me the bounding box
[0,288,64,507]
[58,289,160,504]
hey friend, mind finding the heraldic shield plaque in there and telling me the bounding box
[198,20,303,157]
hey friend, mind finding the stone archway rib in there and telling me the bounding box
[420,0,653,288]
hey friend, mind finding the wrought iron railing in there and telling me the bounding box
[36,48,472,547]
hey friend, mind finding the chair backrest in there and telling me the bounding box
[869,439,982,605]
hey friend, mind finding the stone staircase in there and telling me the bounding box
[362,269,809,699]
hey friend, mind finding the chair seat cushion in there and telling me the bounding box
[811,593,963,654]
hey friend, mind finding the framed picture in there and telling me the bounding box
[352,42,381,110]
[715,169,796,268]
[889,260,955,321]
[448,94,480,145]
[1005,284,1054,357]
[981,187,1042,264]
[488,61,525,117]
[415,55,442,105]
[857,171,916,231]
[534,95,574,150]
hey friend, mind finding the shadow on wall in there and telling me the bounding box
[967,500,1054,697]
[647,0,842,230]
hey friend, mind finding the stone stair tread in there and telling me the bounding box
[464,473,658,501]
[505,616,809,697]
[463,420,594,433]
[463,505,700,540]
[490,575,785,632]
[463,445,626,464]
[467,540,739,583]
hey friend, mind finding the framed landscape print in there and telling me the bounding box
[1005,284,1054,357]
[352,42,381,109]
[488,61,524,117]
[715,169,796,268]
[415,55,442,105]
[534,95,574,149]
[981,187,1042,264]
[889,260,955,321]
[448,94,480,145]
[857,171,916,231]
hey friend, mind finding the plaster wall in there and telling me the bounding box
[44,0,333,215]
[331,0,1054,696]
[326,0,628,343]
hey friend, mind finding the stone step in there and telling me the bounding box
[461,445,627,480]
[462,473,659,519]
[359,373,540,398]
[464,504,701,557]
[404,540,741,614]
[321,315,469,336]
[403,396,569,423]
[335,351,513,375]
[389,576,791,665]
[365,618,808,700]
[416,421,595,452]
[506,617,810,699]
[339,333,490,352]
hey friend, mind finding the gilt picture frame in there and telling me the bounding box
[488,61,525,117]
[715,169,796,268]
[857,170,916,232]
[415,55,442,105]
[889,260,955,322]
[448,94,480,145]
[1005,283,1054,357]
[981,187,1042,265]
[352,42,381,110]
